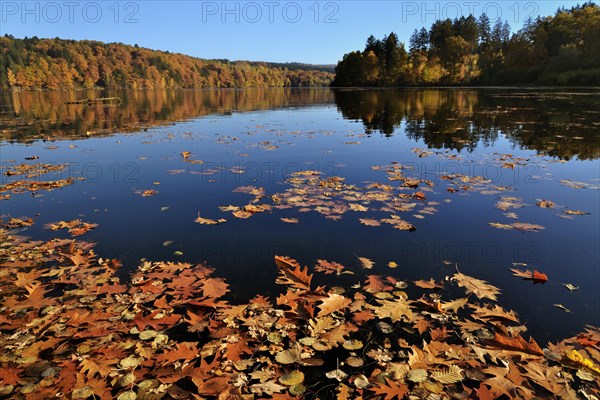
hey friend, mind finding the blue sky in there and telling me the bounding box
[0,1,587,64]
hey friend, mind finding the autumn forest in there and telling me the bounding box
[0,36,334,90]
[332,2,600,86]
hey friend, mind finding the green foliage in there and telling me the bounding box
[333,2,600,87]
[0,36,334,90]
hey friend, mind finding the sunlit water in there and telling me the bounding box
[1,88,599,343]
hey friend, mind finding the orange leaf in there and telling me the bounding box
[475,383,496,400]
[510,268,548,284]
[317,294,352,317]
[274,256,312,291]
[201,277,229,299]
[156,343,199,364]
[487,332,544,357]
[370,379,409,400]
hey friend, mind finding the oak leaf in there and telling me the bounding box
[453,272,500,301]
[370,379,409,400]
[317,294,351,317]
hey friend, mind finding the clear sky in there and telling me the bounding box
[0,1,588,64]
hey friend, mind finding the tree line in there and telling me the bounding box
[332,2,600,86]
[0,36,334,90]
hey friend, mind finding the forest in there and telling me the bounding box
[332,2,600,86]
[0,36,334,90]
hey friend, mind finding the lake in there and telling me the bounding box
[1,87,599,344]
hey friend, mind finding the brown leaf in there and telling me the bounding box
[274,256,312,291]
[487,333,544,357]
[510,268,548,284]
[453,272,500,301]
[201,277,229,299]
[370,378,409,400]
[317,294,352,317]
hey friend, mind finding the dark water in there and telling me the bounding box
[1,88,599,343]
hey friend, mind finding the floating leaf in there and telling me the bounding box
[325,369,347,381]
[357,256,374,269]
[279,371,304,386]
[562,283,579,291]
[453,272,501,301]
[553,304,572,313]
[354,374,369,389]
[510,268,548,284]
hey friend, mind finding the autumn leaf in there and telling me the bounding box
[201,277,229,298]
[453,272,501,301]
[359,218,381,227]
[315,259,347,275]
[487,332,544,357]
[368,298,413,323]
[156,343,199,364]
[536,199,555,208]
[563,209,588,215]
[510,268,548,284]
[523,363,564,394]
[356,255,374,269]
[370,379,409,400]
[195,213,226,225]
[317,294,351,317]
[414,278,443,290]
[274,256,312,291]
[80,358,117,379]
[512,222,545,232]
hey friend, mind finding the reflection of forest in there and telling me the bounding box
[333,89,600,160]
[0,88,335,142]
[2,88,599,160]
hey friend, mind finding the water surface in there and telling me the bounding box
[1,87,599,343]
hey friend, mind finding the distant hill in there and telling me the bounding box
[0,36,334,90]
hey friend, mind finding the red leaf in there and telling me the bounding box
[510,268,548,284]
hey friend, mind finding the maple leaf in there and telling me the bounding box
[370,379,409,400]
[453,272,500,301]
